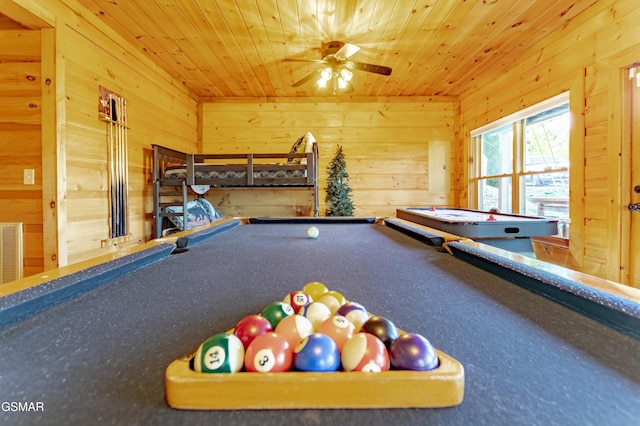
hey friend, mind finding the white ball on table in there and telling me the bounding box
[307,226,319,239]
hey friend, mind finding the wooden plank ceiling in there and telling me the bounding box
[13,0,598,98]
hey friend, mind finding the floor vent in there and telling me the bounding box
[1,223,23,284]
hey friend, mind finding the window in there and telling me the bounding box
[470,93,570,237]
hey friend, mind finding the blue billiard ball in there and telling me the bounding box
[293,333,340,372]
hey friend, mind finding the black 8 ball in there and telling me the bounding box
[361,316,399,349]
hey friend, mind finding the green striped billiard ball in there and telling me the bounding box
[192,333,245,374]
[261,301,295,329]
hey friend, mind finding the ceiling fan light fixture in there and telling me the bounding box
[320,67,332,81]
[340,68,353,82]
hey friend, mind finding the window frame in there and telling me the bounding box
[469,92,570,232]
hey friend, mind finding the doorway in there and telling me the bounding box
[628,66,640,287]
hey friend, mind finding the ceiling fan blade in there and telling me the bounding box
[291,67,323,87]
[334,43,360,61]
[350,61,392,76]
[283,58,323,63]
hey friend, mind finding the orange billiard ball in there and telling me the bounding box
[274,314,315,348]
[317,315,356,352]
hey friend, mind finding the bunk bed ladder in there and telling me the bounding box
[154,181,189,239]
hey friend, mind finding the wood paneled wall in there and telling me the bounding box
[457,0,639,282]
[200,98,456,218]
[58,2,199,265]
[0,0,200,271]
[0,29,43,277]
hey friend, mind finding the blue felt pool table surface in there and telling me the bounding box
[0,218,638,426]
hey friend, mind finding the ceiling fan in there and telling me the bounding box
[283,41,392,93]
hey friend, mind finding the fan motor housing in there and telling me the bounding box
[321,41,345,58]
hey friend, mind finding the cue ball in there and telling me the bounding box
[341,333,390,372]
[244,332,292,373]
[293,333,340,372]
[233,314,273,349]
[192,333,244,374]
[307,226,319,239]
[300,302,332,330]
[389,333,440,371]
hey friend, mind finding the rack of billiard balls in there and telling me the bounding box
[190,281,440,375]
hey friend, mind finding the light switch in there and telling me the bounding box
[24,169,35,185]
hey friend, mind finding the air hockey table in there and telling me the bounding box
[0,217,638,426]
[397,208,558,256]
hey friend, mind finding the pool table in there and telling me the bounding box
[1,218,639,425]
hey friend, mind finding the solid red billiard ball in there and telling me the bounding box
[317,315,356,352]
[233,314,273,349]
[283,291,313,313]
[361,316,399,349]
[244,332,292,373]
[192,333,245,374]
[293,333,340,372]
[261,301,295,329]
[341,333,390,372]
[274,314,315,347]
[389,333,439,371]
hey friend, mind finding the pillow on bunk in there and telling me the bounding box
[196,198,224,222]
[164,163,186,174]
[288,132,316,165]
[163,199,223,231]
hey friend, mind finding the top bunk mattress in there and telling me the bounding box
[164,165,307,181]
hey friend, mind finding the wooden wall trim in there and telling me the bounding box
[200,96,458,104]
[3,0,55,29]
[618,69,633,285]
[568,70,586,269]
[41,27,61,270]
[605,64,624,282]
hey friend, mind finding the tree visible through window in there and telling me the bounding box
[471,94,570,237]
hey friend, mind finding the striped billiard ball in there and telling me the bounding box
[192,333,244,374]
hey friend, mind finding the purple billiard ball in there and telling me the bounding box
[293,333,340,372]
[336,302,369,331]
[389,333,439,371]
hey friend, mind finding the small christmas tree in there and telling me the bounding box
[325,145,355,216]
